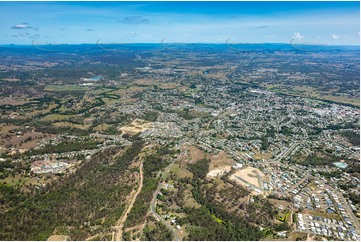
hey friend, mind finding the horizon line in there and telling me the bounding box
[1,42,360,47]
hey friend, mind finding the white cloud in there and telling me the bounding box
[292,32,304,40]
[11,23,38,30]
[331,34,340,39]
[11,24,28,29]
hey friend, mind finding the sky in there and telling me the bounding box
[0,1,359,45]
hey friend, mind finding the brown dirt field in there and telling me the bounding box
[47,235,70,241]
[269,198,293,209]
[209,151,235,170]
[229,167,265,188]
[183,145,206,164]
[0,97,30,106]
[207,167,234,178]
[120,98,138,104]
[253,152,273,160]
[0,124,20,135]
[119,119,152,135]
[0,131,47,151]
[285,232,308,241]
[19,138,41,150]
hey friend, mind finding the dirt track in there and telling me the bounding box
[113,159,143,241]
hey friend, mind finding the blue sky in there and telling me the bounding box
[0,1,359,45]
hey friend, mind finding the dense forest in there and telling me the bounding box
[0,140,144,240]
[28,140,101,155]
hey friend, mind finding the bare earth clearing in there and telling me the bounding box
[229,166,266,188]
[207,151,235,178]
[119,119,152,135]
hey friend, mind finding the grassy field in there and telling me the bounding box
[170,164,193,179]
[253,151,273,160]
[88,88,114,95]
[41,114,79,122]
[25,103,58,118]
[183,184,201,208]
[101,97,121,105]
[1,174,29,187]
[93,124,111,132]
[53,122,91,130]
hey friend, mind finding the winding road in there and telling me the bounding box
[149,158,181,241]
[148,141,191,241]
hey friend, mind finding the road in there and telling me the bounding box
[148,141,191,241]
[113,158,144,241]
[149,158,180,241]
[274,142,298,162]
[285,173,311,193]
[322,183,360,233]
[150,182,180,241]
